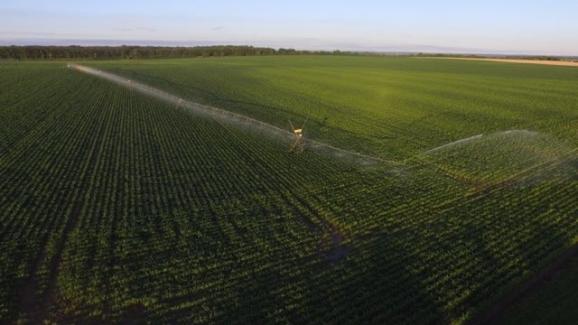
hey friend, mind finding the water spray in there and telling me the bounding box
[69,64,398,167]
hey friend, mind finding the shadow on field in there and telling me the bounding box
[302,235,447,324]
[215,233,448,324]
[474,223,577,325]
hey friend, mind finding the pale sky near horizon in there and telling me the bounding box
[1,0,577,55]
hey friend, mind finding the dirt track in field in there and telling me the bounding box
[69,64,397,167]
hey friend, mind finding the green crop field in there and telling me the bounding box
[494,250,578,324]
[0,56,577,324]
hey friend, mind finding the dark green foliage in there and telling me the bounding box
[494,251,578,324]
[0,45,280,60]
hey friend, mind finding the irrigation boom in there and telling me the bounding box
[68,64,397,167]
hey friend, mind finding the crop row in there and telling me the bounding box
[1,61,576,324]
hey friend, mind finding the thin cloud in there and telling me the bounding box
[112,27,157,32]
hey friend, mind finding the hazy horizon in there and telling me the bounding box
[2,0,578,56]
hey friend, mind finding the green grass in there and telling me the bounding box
[0,56,577,324]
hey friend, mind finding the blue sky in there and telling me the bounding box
[1,0,577,55]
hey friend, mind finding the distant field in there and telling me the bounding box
[438,57,578,68]
[90,56,578,158]
[0,56,576,324]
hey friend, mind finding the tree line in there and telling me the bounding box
[2,46,574,61]
[0,45,315,60]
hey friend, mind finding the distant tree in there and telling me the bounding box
[0,45,440,60]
